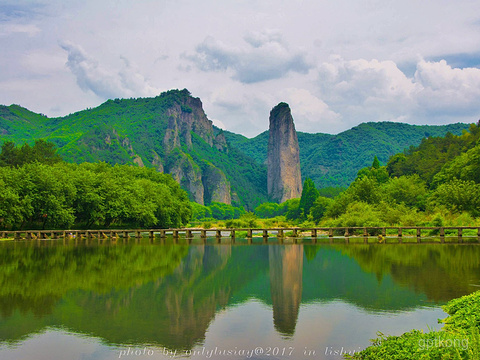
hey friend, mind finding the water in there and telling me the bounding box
[0,239,479,360]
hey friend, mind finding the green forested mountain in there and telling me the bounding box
[0,90,266,209]
[225,121,470,189]
[0,89,472,208]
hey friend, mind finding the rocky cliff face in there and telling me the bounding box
[162,93,231,205]
[267,103,302,203]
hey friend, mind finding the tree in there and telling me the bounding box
[298,178,319,219]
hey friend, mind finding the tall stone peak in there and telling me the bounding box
[267,102,302,203]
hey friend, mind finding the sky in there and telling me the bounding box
[1,0,480,137]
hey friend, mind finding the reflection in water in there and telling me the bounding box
[269,245,303,337]
[0,240,479,360]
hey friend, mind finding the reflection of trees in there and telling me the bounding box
[0,240,189,317]
[337,245,480,302]
[2,241,479,351]
[269,245,303,337]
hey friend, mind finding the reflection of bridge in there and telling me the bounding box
[2,226,480,243]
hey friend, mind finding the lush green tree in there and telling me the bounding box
[298,178,319,220]
[190,202,213,221]
[309,196,333,222]
[254,202,282,218]
[429,179,480,217]
[382,174,427,209]
[285,198,301,220]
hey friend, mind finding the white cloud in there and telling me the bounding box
[1,0,480,136]
[414,59,480,116]
[281,88,340,133]
[59,41,159,100]
[185,30,312,84]
[314,56,480,129]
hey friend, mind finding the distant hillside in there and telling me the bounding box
[224,121,471,189]
[0,90,472,206]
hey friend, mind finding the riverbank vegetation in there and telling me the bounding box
[249,122,480,232]
[346,290,480,359]
[1,121,479,231]
[0,141,191,230]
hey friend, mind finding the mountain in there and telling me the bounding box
[225,121,470,189]
[0,89,472,207]
[0,90,267,209]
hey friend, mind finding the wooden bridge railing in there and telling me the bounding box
[1,226,480,244]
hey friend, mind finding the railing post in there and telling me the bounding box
[398,228,402,243]
[344,228,349,243]
[277,229,284,238]
[247,229,252,239]
[440,227,445,243]
[458,228,463,243]
[416,228,421,243]
[363,227,368,244]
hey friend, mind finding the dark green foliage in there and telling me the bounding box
[298,178,319,220]
[386,121,480,186]
[317,186,345,198]
[0,139,62,166]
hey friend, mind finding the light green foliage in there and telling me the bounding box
[327,202,384,228]
[0,162,191,230]
[382,174,427,208]
[254,202,283,218]
[433,142,480,185]
[190,202,213,221]
[191,201,245,221]
[284,198,301,220]
[309,196,333,222]
[429,179,480,217]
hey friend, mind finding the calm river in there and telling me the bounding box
[0,239,479,360]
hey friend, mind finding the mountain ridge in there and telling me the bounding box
[0,90,473,207]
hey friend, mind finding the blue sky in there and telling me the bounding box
[1,0,480,137]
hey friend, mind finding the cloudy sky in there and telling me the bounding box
[1,0,480,137]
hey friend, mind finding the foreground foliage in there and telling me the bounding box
[346,291,480,360]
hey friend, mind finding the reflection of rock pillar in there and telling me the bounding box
[269,245,303,337]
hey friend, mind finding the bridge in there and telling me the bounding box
[2,226,480,244]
